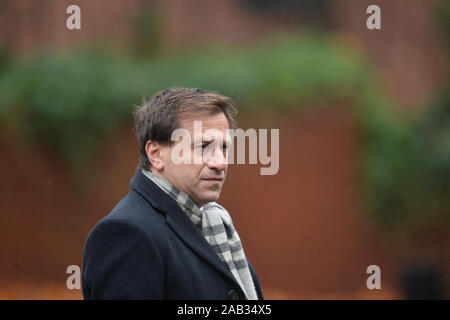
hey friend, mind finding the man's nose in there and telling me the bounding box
[205,146,227,171]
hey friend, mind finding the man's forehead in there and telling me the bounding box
[192,129,231,142]
[179,114,229,131]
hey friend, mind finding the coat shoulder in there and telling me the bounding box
[104,189,167,233]
[85,189,171,255]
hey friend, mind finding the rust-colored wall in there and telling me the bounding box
[1,0,446,106]
[221,107,402,298]
[0,0,448,299]
[0,107,415,299]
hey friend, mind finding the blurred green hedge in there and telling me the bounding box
[0,34,371,166]
[360,89,450,241]
[0,33,448,240]
[361,0,450,242]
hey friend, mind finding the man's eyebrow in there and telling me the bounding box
[192,137,213,145]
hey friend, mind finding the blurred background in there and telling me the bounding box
[0,0,449,299]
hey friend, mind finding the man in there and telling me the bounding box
[82,87,263,300]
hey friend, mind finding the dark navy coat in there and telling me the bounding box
[82,170,263,300]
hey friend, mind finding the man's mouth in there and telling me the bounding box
[202,177,224,182]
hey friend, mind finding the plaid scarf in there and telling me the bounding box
[141,169,258,300]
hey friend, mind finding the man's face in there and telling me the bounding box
[158,112,230,207]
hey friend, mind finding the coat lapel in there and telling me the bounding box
[130,170,241,288]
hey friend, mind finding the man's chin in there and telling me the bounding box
[197,191,221,206]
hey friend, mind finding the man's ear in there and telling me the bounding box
[145,140,165,171]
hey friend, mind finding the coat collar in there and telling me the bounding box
[129,169,242,291]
